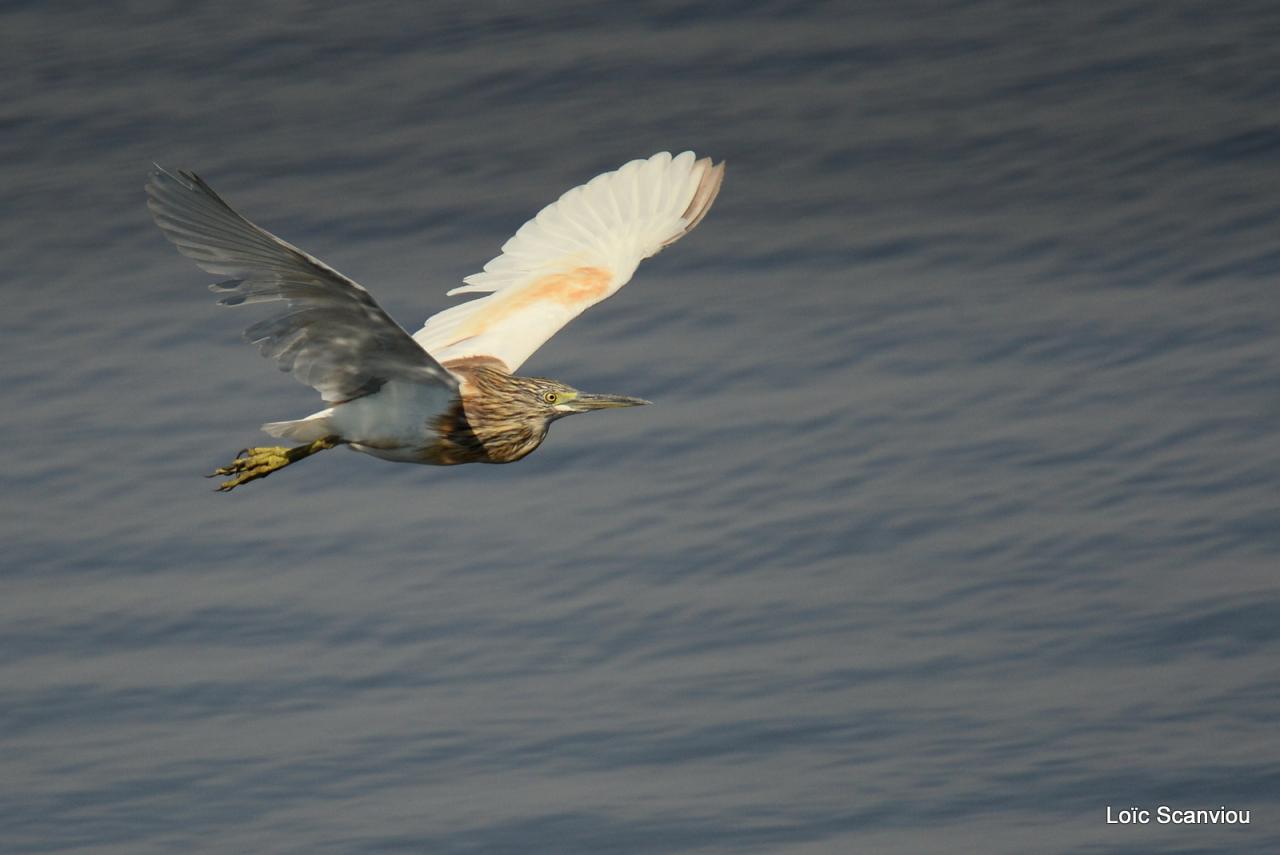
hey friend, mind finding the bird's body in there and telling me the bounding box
[326,364,645,466]
[147,151,723,489]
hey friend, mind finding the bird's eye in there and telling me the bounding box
[543,392,558,404]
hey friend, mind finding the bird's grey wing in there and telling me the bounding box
[146,166,457,403]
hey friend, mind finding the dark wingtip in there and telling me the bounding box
[147,163,201,193]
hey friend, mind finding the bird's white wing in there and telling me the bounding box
[413,151,724,373]
[147,167,457,403]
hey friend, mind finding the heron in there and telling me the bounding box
[147,151,724,491]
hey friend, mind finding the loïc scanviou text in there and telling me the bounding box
[1106,805,1250,825]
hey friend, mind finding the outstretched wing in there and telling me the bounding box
[413,151,724,373]
[147,167,456,403]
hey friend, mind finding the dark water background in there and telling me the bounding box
[3,2,1278,852]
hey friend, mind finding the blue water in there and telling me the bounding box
[3,1,1278,852]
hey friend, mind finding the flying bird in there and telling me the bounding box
[147,151,724,491]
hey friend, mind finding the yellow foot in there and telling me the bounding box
[208,436,341,492]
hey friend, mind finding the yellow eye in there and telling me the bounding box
[543,391,558,404]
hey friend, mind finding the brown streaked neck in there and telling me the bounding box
[433,357,547,464]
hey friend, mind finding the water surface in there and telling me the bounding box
[2,2,1278,852]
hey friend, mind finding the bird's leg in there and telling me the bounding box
[209,435,344,492]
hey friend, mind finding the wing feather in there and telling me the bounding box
[414,151,724,372]
[147,167,456,403]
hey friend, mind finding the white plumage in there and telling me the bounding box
[413,151,724,372]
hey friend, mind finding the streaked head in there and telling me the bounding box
[522,377,650,421]
[454,366,649,463]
